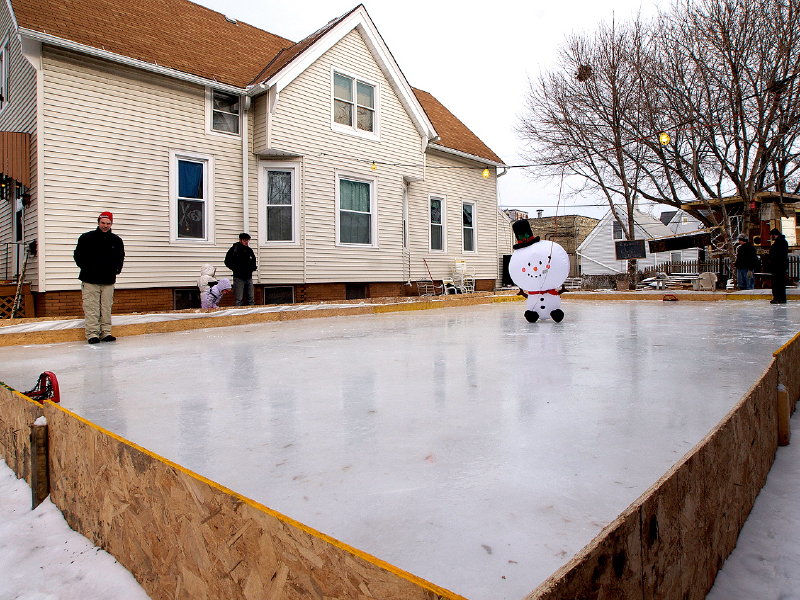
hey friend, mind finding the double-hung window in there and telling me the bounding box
[0,42,8,113]
[264,167,295,243]
[333,71,376,135]
[170,150,214,242]
[612,221,624,240]
[210,90,240,135]
[338,176,374,245]
[430,196,445,251]
[462,202,476,252]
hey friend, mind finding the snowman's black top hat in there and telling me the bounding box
[512,219,540,249]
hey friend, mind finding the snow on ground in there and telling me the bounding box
[0,459,149,600]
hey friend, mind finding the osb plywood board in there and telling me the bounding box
[527,359,781,600]
[0,384,42,482]
[527,506,642,599]
[42,402,460,600]
[775,331,800,408]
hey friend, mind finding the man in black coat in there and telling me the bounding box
[734,233,759,290]
[768,228,789,304]
[225,232,257,306]
[73,211,125,343]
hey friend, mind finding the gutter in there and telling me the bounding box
[427,143,505,168]
[19,28,248,95]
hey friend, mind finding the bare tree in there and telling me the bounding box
[520,0,800,278]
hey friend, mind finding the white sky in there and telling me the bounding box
[192,0,668,219]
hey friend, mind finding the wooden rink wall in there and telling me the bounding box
[0,332,798,600]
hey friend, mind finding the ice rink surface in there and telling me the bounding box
[1,299,798,600]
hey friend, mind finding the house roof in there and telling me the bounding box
[578,208,673,252]
[413,88,503,165]
[12,0,503,164]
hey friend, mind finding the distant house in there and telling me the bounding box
[0,0,505,316]
[577,208,677,275]
[526,214,599,277]
[661,210,704,262]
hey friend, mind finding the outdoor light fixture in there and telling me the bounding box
[482,168,491,179]
[658,132,671,146]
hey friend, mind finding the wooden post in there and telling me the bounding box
[30,419,49,509]
[778,384,790,447]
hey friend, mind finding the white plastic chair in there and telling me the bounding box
[693,272,717,291]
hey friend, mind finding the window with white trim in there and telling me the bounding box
[612,221,624,240]
[265,168,295,242]
[462,202,476,252]
[430,196,445,251]
[210,90,240,135]
[402,185,409,249]
[170,151,213,242]
[333,71,376,134]
[338,176,375,245]
[0,43,8,112]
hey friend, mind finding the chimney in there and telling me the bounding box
[536,209,544,219]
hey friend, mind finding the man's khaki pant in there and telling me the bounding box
[81,282,115,339]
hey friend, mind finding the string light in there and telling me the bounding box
[482,168,490,179]
[659,132,671,146]
[370,161,377,171]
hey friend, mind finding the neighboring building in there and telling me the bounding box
[502,208,528,222]
[0,0,504,316]
[661,209,704,262]
[577,208,677,275]
[526,214,599,277]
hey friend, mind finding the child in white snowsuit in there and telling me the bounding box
[201,278,231,309]
[197,264,218,296]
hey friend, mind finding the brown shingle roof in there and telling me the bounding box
[11,0,503,163]
[413,88,503,164]
[12,0,294,87]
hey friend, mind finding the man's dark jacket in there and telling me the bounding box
[769,233,789,273]
[73,228,125,285]
[225,242,257,279]
[734,242,759,271]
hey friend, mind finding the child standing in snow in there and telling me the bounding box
[201,278,232,309]
[197,264,218,296]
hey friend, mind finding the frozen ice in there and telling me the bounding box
[0,299,797,600]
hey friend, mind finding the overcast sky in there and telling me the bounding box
[193,0,667,218]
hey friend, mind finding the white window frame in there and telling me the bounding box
[205,88,241,137]
[169,149,215,244]
[612,220,624,240]
[402,184,409,249]
[0,40,8,115]
[462,201,477,253]
[330,68,380,141]
[335,172,378,248]
[258,161,300,246]
[429,194,446,252]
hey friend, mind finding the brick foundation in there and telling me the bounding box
[30,280,496,317]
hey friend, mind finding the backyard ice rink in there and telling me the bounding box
[0,299,798,600]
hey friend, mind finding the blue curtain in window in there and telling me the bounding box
[178,161,203,199]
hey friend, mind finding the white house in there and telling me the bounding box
[577,208,678,275]
[0,0,505,316]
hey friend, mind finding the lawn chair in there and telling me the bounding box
[416,280,442,296]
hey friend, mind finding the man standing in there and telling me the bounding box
[225,232,257,306]
[768,227,789,304]
[73,211,125,343]
[734,233,759,290]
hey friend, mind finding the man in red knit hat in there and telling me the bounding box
[73,211,125,343]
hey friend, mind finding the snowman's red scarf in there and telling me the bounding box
[527,289,560,295]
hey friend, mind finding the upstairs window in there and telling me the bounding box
[333,71,376,134]
[211,90,240,135]
[612,221,624,240]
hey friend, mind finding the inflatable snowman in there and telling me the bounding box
[509,219,570,323]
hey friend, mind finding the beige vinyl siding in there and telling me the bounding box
[409,151,499,281]
[265,29,424,283]
[40,47,245,291]
[0,3,38,285]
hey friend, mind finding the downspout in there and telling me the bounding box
[241,95,250,234]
